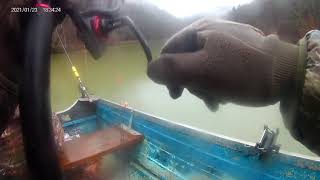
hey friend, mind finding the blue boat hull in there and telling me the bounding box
[58,99,320,180]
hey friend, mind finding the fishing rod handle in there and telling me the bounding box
[97,16,153,63]
[21,4,63,180]
[121,16,153,63]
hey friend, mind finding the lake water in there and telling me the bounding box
[51,41,316,157]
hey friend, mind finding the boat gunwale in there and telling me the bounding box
[57,98,320,162]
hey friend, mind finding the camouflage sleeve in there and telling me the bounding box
[280,30,320,155]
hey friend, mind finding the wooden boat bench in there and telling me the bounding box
[60,126,143,170]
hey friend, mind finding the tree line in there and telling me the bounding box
[52,0,193,52]
[52,0,320,52]
[227,0,320,43]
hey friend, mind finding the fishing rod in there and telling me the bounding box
[20,0,153,179]
[60,0,152,63]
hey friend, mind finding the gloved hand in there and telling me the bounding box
[147,19,299,111]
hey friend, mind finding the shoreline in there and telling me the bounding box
[52,39,166,54]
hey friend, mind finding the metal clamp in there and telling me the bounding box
[255,126,280,154]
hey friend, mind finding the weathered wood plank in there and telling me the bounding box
[60,127,143,170]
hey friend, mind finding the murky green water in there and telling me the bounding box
[51,41,316,156]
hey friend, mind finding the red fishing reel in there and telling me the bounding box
[61,0,152,62]
[87,14,152,62]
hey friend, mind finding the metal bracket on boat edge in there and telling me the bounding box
[255,126,280,155]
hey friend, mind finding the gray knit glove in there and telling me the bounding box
[147,19,299,111]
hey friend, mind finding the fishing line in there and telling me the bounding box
[55,26,91,99]
[56,26,74,67]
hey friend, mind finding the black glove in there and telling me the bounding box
[147,19,299,111]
